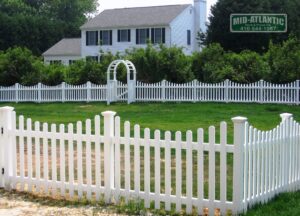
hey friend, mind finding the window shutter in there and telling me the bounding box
[146,29,150,41]
[96,31,99,45]
[118,30,120,42]
[110,30,113,45]
[99,31,103,45]
[151,28,155,44]
[136,29,139,44]
[128,29,131,42]
[162,28,166,44]
[86,31,89,45]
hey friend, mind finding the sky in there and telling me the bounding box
[96,0,218,19]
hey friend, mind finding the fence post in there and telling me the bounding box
[15,83,19,103]
[260,80,264,104]
[161,80,166,102]
[0,106,14,189]
[38,83,42,103]
[192,79,197,102]
[62,82,65,102]
[87,81,91,103]
[296,80,300,105]
[280,113,293,191]
[102,111,116,203]
[225,79,229,103]
[232,116,247,214]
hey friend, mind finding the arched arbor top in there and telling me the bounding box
[107,60,136,82]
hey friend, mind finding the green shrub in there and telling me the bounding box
[0,47,43,86]
[264,36,300,83]
[191,43,270,83]
[65,59,106,85]
[41,64,66,86]
[126,43,194,83]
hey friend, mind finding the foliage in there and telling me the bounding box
[65,60,105,85]
[0,0,98,55]
[0,47,43,86]
[126,43,194,83]
[204,0,300,52]
[264,36,300,83]
[191,44,270,83]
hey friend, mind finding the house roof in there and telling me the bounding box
[43,38,81,56]
[81,4,190,29]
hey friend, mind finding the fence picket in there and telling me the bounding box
[134,125,140,197]
[77,121,83,198]
[186,130,193,214]
[59,124,65,196]
[124,121,130,201]
[51,123,57,195]
[144,128,150,208]
[27,118,33,192]
[34,121,41,193]
[68,123,74,198]
[95,115,101,201]
[208,126,216,215]
[165,131,171,211]
[154,130,161,209]
[220,122,227,214]
[86,119,92,199]
[42,122,49,194]
[19,116,25,191]
[175,131,182,212]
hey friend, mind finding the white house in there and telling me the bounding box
[43,0,207,65]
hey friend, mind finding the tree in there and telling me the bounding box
[264,36,300,83]
[204,0,300,52]
[0,0,98,54]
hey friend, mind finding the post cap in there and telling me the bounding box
[101,111,116,117]
[231,116,248,124]
[0,106,14,112]
[280,113,293,121]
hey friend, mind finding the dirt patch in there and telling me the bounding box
[0,189,124,216]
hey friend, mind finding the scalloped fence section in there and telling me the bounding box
[0,79,299,104]
[0,107,299,215]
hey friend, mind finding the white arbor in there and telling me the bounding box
[106,60,137,104]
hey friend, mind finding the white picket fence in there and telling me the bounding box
[0,107,299,215]
[0,79,299,104]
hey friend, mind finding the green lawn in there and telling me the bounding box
[1,102,300,215]
[2,102,300,143]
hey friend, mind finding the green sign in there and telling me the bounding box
[230,14,287,33]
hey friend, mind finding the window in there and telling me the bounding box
[136,28,150,44]
[69,60,77,65]
[86,31,98,46]
[187,30,191,45]
[100,30,112,45]
[50,60,62,65]
[118,29,131,42]
[151,28,165,44]
[86,56,99,62]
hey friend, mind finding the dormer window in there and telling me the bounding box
[86,31,98,46]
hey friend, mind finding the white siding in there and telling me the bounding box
[170,6,195,55]
[44,56,82,66]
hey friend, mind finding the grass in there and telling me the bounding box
[1,102,300,215]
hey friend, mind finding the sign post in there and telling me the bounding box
[230,14,287,33]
